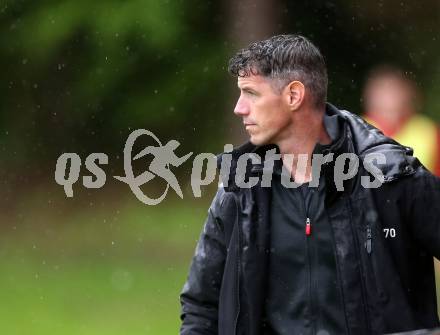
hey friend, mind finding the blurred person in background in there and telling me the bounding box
[363,65,440,176]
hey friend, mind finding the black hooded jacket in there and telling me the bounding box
[180,104,440,335]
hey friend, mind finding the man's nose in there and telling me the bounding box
[233,96,249,116]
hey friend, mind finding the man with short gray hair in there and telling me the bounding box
[180,34,440,335]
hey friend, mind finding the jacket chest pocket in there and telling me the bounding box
[351,199,389,305]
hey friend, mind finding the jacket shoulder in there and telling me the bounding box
[374,164,440,201]
[208,186,239,238]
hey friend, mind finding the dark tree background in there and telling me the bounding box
[0,1,438,333]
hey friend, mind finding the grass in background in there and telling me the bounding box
[0,183,439,334]
[0,183,212,335]
[0,259,188,335]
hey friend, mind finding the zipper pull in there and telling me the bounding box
[305,218,312,236]
[365,226,372,254]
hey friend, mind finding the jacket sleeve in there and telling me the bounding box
[407,167,440,260]
[180,188,228,335]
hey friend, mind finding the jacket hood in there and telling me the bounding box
[335,104,419,182]
[216,103,420,191]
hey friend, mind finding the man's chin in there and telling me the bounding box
[249,135,267,146]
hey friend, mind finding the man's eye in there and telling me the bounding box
[244,90,257,96]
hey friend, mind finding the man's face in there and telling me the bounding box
[234,74,291,146]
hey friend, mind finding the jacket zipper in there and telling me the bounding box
[302,189,316,334]
[365,225,372,254]
[234,195,241,335]
[366,224,386,303]
[306,217,312,236]
[305,223,314,334]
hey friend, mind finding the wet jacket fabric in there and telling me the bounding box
[263,175,346,335]
[263,111,346,335]
[180,103,440,335]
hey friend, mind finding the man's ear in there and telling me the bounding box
[284,81,305,110]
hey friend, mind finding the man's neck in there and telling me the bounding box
[276,106,331,183]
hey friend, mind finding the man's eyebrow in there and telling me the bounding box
[238,85,257,92]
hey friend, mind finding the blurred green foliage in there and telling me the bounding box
[0,1,440,333]
[0,0,229,170]
[1,0,439,173]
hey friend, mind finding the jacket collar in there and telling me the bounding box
[217,103,420,192]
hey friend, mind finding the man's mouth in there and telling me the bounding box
[244,122,256,127]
